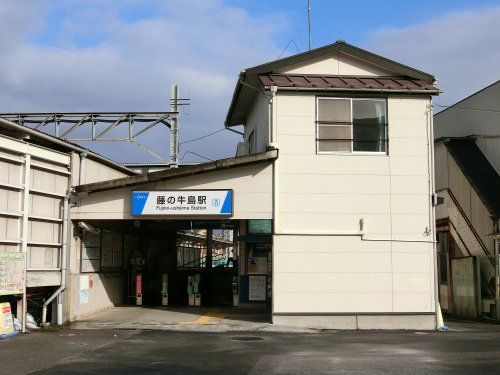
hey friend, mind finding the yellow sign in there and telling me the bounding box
[0,302,15,337]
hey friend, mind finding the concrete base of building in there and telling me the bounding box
[273,314,436,330]
[238,303,267,309]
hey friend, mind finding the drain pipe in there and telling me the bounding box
[42,195,69,325]
[79,152,87,185]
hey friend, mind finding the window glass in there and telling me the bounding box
[353,99,387,152]
[317,125,351,152]
[317,99,350,123]
[316,97,388,154]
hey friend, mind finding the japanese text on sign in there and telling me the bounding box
[132,190,233,216]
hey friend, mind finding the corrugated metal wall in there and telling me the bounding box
[0,134,70,287]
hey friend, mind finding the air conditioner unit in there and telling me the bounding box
[236,142,249,156]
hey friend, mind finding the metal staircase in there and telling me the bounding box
[437,188,496,302]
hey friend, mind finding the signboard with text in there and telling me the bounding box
[248,275,267,301]
[0,253,25,296]
[132,190,233,216]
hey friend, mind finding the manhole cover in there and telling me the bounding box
[231,336,264,341]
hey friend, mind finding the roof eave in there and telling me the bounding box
[245,41,436,83]
[225,41,438,127]
[263,86,441,95]
[75,149,278,194]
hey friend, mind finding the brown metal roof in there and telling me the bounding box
[259,74,439,94]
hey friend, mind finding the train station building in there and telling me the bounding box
[0,41,441,330]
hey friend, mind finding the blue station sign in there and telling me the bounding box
[132,190,233,216]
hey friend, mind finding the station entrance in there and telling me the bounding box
[77,219,272,312]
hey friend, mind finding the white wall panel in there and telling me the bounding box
[278,213,392,234]
[279,174,390,194]
[393,292,433,312]
[0,217,20,240]
[273,235,390,253]
[393,272,432,292]
[392,252,431,273]
[274,273,392,293]
[0,189,21,213]
[390,156,428,176]
[274,252,392,273]
[279,193,390,214]
[274,292,393,313]
[273,92,434,315]
[75,163,273,220]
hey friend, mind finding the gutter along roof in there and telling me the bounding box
[259,74,439,94]
[225,40,438,127]
[75,149,278,194]
[0,116,135,175]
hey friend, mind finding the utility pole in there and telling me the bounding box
[170,84,179,168]
[307,0,312,51]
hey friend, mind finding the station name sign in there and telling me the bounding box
[131,190,233,216]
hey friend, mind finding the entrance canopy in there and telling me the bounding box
[72,150,277,221]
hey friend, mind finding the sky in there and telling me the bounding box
[0,0,499,163]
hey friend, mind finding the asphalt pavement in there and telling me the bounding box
[0,319,499,374]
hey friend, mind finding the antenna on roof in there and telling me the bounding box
[307,0,312,50]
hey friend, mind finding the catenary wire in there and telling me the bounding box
[180,151,214,162]
[180,128,226,145]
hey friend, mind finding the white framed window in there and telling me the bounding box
[316,97,388,154]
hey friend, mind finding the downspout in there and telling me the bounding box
[268,86,277,146]
[79,152,87,185]
[428,100,445,330]
[21,154,31,333]
[42,195,69,325]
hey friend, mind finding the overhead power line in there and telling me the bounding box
[278,40,301,59]
[180,128,226,145]
[180,151,214,162]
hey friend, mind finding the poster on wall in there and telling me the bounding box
[248,257,267,275]
[0,252,25,296]
[249,275,266,301]
[79,275,89,304]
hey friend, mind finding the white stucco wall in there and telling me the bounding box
[244,94,270,153]
[73,163,274,221]
[272,92,436,316]
[280,52,392,76]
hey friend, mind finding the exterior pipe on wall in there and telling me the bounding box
[78,152,87,185]
[21,154,31,333]
[42,195,69,326]
[428,101,446,330]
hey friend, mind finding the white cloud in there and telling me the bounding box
[0,0,288,162]
[363,5,500,109]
